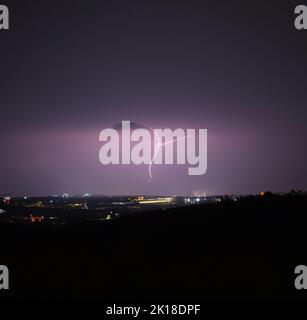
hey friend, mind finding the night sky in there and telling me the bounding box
[1,0,307,196]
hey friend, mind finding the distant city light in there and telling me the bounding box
[139,198,172,204]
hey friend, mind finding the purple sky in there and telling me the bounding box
[1,0,307,196]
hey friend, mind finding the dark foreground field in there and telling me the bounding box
[1,194,307,300]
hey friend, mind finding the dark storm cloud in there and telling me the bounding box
[0,0,306,195]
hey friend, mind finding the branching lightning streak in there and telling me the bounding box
[148,133,190,181]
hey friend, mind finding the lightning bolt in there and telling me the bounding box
[148,133,190,181]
